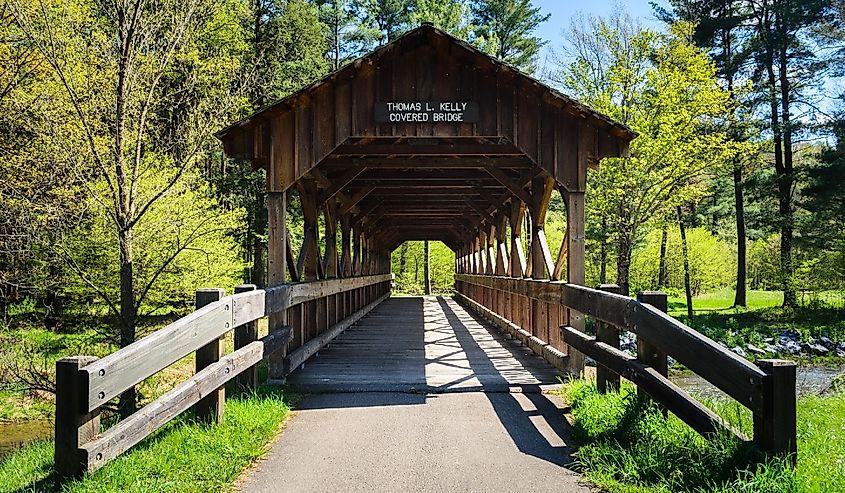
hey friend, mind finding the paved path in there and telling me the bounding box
[239,297,590,493]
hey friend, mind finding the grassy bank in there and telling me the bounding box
[665,289,845,363]
[0,387,291,493]
[562,379,845,492]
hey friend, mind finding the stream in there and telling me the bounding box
[672,365,842,400]
[0,420,53,459]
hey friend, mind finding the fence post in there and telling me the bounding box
[754,359,797,463]
[234,284,258,394]
[596,284,621,393]
[194,288,225,422]
[55,356,100,478]
[636,291,668,406]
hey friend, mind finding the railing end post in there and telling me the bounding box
[635,291,668,411]
[754,359,797,465]
[55,355,100,478]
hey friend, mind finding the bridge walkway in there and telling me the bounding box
[238,296,590,492]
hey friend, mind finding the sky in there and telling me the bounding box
[530,0,669,79]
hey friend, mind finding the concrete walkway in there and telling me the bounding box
[238,297,590,493]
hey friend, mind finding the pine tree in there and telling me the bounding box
[469,0,549,73]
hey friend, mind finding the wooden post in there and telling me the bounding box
[636,291,668,406]
[596,284,622,393]
[565,190,586,375]
[194,288,225,422]
[754,359,797,462]
[267,191,287,380]
[299,180,320,346]
[234,284,258,393]
[55,356,100,478]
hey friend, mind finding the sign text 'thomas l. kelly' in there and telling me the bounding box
[374,101,479,123]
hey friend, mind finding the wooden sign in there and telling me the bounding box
[375,101,479,123]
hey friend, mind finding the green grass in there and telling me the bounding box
[562,379,845,492]
[0,387,291,493]
[665,289,845,363]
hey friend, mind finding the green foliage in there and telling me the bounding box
[560,15,754,293]
[562,379,845,492]
[61,173,246,312]
[410,0,473,40]
[391,241,455,294]
[630,227,735,296]
[469,0,548,73]
[0,388,292,493]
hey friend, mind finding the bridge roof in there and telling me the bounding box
[216,23,635,251]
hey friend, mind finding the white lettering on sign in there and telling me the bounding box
[375,101,478,123]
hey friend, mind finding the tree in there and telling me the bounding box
[410,0,473,40]
[558,15,747,295]
[469,0,549,73]
[745,0,833,308]
[212,0,328,290]
[316,0,358,69]
[10,0,252,416]
[658,0,758,307]
[350,0,412,48]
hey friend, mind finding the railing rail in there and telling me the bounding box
[54,273,393,477]
[454,274,796,461]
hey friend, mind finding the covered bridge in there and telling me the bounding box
[216,23,634,379]
[51,24,798,481]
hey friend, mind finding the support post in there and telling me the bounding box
[636,291,668,406]
[194,288,225,422]
[596,284,622,393]
[565,190,586,375]
[754,359,797,463]
[55,356,100,478]
[268,191,287,379]
[234,284,258,393]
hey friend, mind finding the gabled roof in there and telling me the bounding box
[215,23,635,142]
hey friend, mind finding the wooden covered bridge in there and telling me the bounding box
[53,24,797,486]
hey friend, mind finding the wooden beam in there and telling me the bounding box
[484,165,532,204]
[338,186,374,215]
[320,167,365,205]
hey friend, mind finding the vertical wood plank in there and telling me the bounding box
[194,288,226,423]
[636,291,668,406]
[234,284,259,392]
[267,191,287,379]
[566,191,586,375]
[754,359,797,462]
[596,284,621,393]
[55,356,100,478]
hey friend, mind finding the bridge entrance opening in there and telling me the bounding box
[216,23,634,380]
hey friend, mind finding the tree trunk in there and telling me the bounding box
[616,234,632,296]
[677,206,693,319]
[657,223,668,289]
[424,240,431,295]
[599,218,608,284]
[399,242,408,276]
[118,226,137,418]
[733,165,747,307]
[778,47,797,308]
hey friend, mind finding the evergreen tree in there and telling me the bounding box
[745,0,833,308]
[469,0,549,73]
[350,0,413,48]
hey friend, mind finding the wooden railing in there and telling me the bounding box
[54,274,392,477]
[454,274,796,461]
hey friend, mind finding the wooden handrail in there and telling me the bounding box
[454,273,797,461]
[54,274,393,478]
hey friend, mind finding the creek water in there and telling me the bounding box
[0,420,53,459]
[672,366,842,400]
